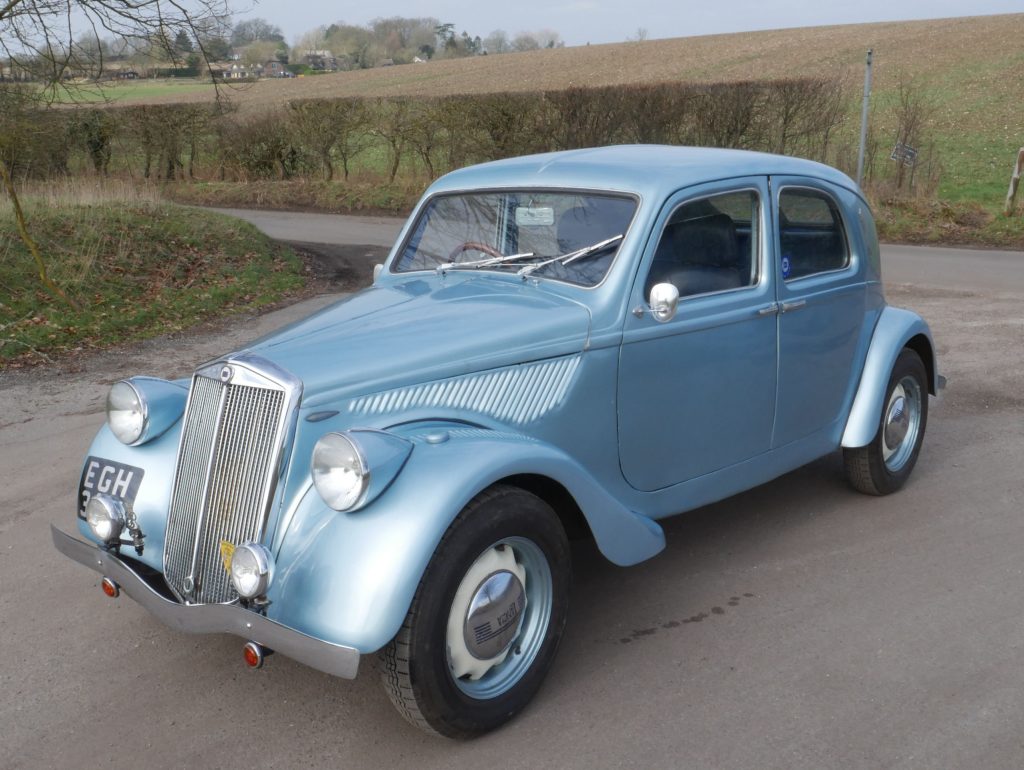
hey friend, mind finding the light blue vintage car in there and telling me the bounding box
[53,146,940,738]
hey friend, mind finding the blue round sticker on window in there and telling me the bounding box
[781,255,792,279]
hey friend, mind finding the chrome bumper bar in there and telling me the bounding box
[51,525,360,679]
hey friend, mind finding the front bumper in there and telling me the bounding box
[51,525,361,679]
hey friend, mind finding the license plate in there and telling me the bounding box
[77,456,145,518]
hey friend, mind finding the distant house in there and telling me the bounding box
[225,62,258,79]
[116,70,139,80]
[262,60,287,78]
[300,50,338,72]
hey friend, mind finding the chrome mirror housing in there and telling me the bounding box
[373,264,383,282]
[648,282,680,323]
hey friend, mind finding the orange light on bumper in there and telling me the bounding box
[101,577,120,598]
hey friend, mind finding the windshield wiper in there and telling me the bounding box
[437,251,535,274]
[516,235,623,278]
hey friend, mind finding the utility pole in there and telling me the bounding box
[856,48,873,188]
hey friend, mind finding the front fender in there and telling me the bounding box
[268,427,665,654]
[841,306,937,448]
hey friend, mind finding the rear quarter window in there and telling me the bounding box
[778,188,850,280]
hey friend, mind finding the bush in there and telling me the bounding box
[9,77,850,185]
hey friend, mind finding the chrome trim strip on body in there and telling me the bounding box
[52,526,360,679]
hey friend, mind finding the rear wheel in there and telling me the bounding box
[378,485,570,738]
[844,348,928,495]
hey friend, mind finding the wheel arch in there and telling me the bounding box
[269,429,663,654]
[497,473,592,543]
[904,332,937,395]
[842,306,937,449]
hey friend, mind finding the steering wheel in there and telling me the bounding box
[449,241,504,261]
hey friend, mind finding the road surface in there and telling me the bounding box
[212,207,1024,294]
[2,210,1023,769]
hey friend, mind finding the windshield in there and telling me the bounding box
[392,190,638,287]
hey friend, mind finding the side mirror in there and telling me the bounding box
[648,282,679,323]
[372,264,383,282]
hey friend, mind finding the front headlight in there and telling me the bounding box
[312,432,368,511]
[107,381,147,445]
[229,543,274,599]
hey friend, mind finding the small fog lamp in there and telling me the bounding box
[229,543,274,599]
[85,494,125,544]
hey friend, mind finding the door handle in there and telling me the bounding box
[780,300,807,313]
[757,303,780,316]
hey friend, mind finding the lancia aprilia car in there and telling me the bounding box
[53,146,941,738]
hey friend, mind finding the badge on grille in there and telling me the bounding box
[219,540,235,574]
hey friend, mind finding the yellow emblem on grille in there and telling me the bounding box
[219,540,235,574]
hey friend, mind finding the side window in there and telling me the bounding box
[645,190,759,299]
[778,188,850,280]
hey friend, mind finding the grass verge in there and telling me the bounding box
[869,194,1024,249]
[1,201,306,368]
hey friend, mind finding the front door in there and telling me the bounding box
[618,179,778,492]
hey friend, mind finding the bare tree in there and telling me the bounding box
[1,0,231,306]
[482,29,509,54]
[890,75,935,191]
[2,0,231,95]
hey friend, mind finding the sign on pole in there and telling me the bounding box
[890,142,918,167]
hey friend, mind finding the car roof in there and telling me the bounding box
[428,145,859,200]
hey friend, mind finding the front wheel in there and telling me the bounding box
[844,348,929,495]
[378,485,571,738]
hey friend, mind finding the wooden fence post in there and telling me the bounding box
[1005,147,1024,216]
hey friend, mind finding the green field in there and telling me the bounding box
[63,79,217,103]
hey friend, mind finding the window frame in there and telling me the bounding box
[775,184,853,283]
[644,186,764,303]
[389,186,642,290]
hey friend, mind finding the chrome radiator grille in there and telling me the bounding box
[163,359,297,604]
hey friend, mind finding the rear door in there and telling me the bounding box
[771,178,866,447]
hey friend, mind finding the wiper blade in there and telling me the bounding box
[437,251,535,273]
[517,235,623,278]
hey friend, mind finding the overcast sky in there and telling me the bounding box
[236,0,1023,47]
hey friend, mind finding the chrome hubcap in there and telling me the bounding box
[884,394,909,450]
[446,537,552,700]
[464,570,526,660]
[882,377,922,472]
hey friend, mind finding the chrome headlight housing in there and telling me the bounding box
[107,381,147,445]
[312,432,369,511]
[85,493,125,544]
[229,543,274,599]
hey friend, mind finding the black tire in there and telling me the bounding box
[844,348,929,495]
[378,485,571,739]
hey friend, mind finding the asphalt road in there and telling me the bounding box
[2,212,1023,769]
[213,207,1024,294]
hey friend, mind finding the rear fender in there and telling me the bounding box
[841,306,937,449]
[268,427,664,653]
